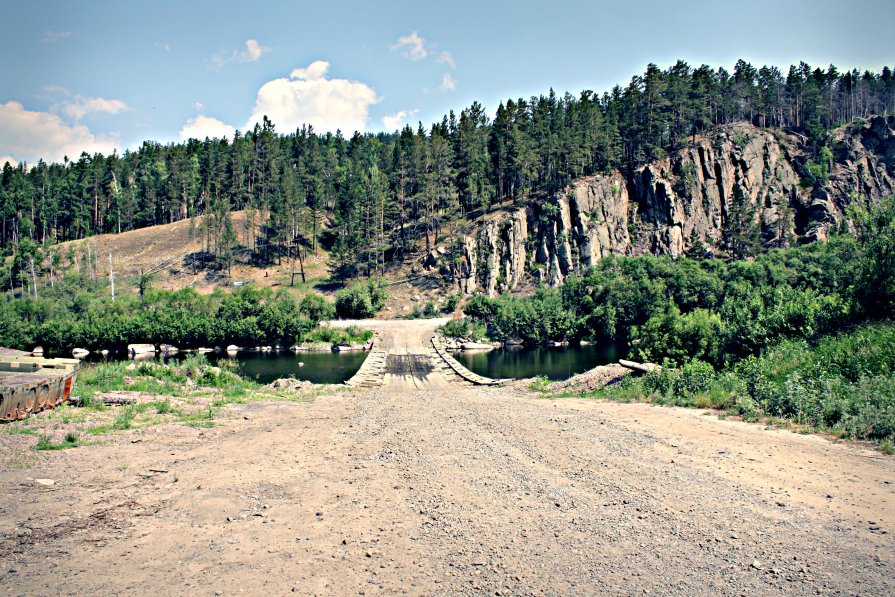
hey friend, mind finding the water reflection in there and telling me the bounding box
[452,344,622,381]
[207,351,368,384]
[80,349,368,385]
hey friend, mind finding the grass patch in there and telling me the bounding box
[302,324,373,346]
[881,438,895,456]
[16,355,333,439]
[176,406,215,428]
[529,376,551,393]
[47,404,89,425]
[4,425,38,436]
[113,407,135,430]
[34,432,80,451]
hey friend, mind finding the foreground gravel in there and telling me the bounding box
[1,382,893,596]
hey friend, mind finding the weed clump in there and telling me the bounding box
[34,432,79,451]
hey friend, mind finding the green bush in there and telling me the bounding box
[463,288,575,343]
[679,360,716,394]
[302,324,372,345]
[854,198,895,318]
[599,322,895,444]
[463,295,498,321]
[801,146,833,187]
[0,277,329,352]
[442,293,461,313]
[439,318,487,341]
[635,305,724,365]
[334,279,387,319]
[299,293,336,323]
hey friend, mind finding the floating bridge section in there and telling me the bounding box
[340,319,509,390]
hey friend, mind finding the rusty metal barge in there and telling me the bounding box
[0,347,79,421]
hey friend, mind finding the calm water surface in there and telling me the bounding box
[82,350,368,385]
[78,343,614,383]
[207,351,368,384]
[452,344,623,381]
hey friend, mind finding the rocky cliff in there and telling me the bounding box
[442,117,895,295]
[812,116,895,241]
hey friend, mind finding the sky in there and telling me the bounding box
[1,0,893,166]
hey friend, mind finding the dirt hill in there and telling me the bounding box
[57,212,462,316]
[59,211,332,294]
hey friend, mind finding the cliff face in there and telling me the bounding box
[454,209,529,295]
[811,116,895,241]
[634,124,802,255]
[444,117,895,295]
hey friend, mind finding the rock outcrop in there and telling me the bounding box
[454,208,528,295]
[443,118,894,295]
[811,115,895,241]
[535,171,631,286]
[633,123,803,256]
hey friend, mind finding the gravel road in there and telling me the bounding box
[1,320,893,595]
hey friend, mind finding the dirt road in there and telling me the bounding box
[1,324,893,595]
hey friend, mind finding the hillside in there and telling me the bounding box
[55,211,453,316]
[57,211,332,294]
[46,116,895,310]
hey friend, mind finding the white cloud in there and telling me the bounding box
[437,51,456,69]
[179,115,235,141]
[60,96,128,120]
[439,73,458,92]
[42,84,70,96]
[42,30,72,43]
[211,38,271,68]
[391,31,428,61]
[193,101,205,111]
[0,101,119,164]
[242,39,269,62]
[41,87,128,121]
[391,32,457,71]
[247,61,380,134]
[289,61,330,80]
[382,109,419,132]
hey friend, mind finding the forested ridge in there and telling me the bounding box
[3,59,895,287]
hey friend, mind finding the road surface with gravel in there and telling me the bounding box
[1,319,893,595]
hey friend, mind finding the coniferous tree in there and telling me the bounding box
[722,184,761,259]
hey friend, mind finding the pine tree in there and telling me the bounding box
[722,184,761,259]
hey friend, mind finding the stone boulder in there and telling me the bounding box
[266,378,313,391]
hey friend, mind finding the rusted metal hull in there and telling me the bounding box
[0,348,79,422]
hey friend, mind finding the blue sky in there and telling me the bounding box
[1,0,893,165]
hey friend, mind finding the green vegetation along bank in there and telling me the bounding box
[583,322,895,448]
[3,353,332,450]
[456,198,894,366]
[0,279,378,354]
